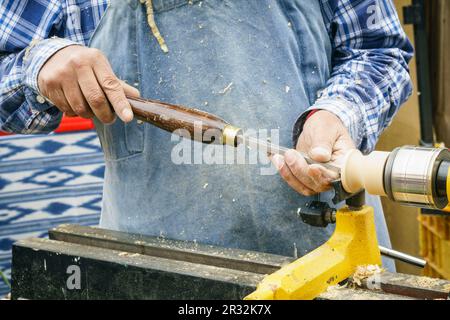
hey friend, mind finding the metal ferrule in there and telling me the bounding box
[222,125,242,147]
[385,146,450,210]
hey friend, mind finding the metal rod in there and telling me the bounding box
[379,246,426,268]
[237,134,341,175]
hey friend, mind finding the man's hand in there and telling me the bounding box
[272,110,355,196]
[38,45,140,123]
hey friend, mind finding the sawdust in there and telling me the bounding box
[406,275,442,288]
[1,293,11,300]
[322,283,348,299]
[219,82,234,95]
[118,252,140,258]
[352,265,384,287]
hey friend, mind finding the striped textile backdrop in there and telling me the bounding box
[0,130,104,297]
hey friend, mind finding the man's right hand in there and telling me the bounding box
[37,45,140,124]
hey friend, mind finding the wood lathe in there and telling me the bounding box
[11,97,450,300]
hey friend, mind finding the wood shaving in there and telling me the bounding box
[352,265,384,287]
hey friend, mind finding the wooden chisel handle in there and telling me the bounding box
[127,96,230,144]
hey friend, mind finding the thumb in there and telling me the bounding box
[118,81,140,122]
[308,131,334,163]
[121,80,141,98]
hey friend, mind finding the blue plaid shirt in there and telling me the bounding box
[0,0,413,153]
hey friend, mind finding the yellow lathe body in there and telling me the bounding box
[246,205,381,300]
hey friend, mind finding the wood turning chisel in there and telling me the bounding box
[127,96,341,175]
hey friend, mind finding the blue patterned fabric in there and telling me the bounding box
[0,130,103,296]
[0,0,413,153]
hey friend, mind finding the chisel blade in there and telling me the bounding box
[237,135,342,176]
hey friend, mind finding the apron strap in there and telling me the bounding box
[140,0,169,53]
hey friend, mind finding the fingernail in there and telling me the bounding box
[285,150,297,166]
[311,147,331,159]
[272,154,284,170]
[122,108,133,122]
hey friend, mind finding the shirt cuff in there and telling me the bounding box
[292,97,365,149]
[22,37,80,96]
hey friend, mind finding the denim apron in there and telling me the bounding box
[89,0,393,268]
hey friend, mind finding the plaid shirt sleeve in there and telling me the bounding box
[295,0,414,154]
[0,0,107,134]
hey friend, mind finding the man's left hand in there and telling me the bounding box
[272,110,355,196]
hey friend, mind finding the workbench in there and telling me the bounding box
[11,225,450,300]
